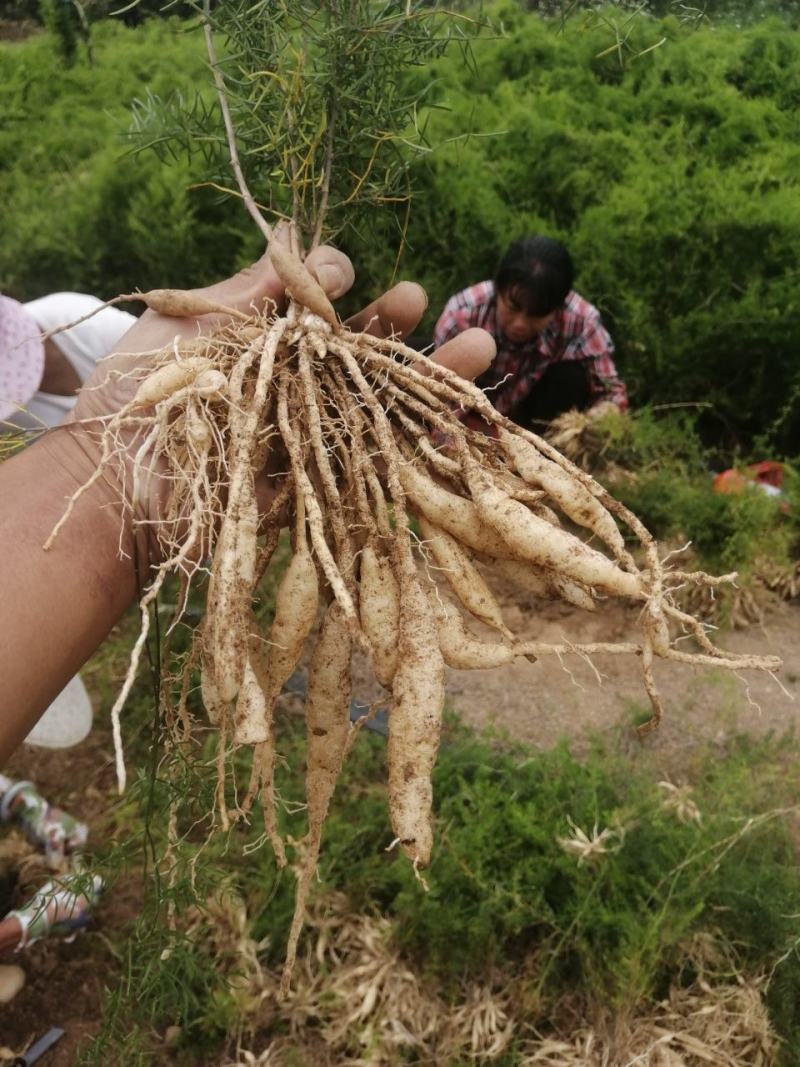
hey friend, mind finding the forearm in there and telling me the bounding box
[0,428,137,762]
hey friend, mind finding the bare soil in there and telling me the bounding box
[0,19,40,43]
[2,591,798,1063]
[443,592,800,775]
[0,725,141,1064]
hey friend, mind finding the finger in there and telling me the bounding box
[346,281,427,339]
[114,243,356,359]
[427,328,496,383]
[306,247,355,301]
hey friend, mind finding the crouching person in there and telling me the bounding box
[434,235,627,431]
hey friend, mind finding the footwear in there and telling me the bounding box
[6,873,103,950]
[0,780,88,868]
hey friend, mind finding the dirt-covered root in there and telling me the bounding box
[281,599,352,996]
[41,272,785,989]
[387,571,445,871]
[359,540,400,688]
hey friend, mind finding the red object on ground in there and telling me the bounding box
[713,461,785,496]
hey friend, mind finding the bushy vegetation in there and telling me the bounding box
[378,6,800,452]
[0,18,259,300]
[524,0,797,23]
[4,10,800,451]
[580,408,800,584]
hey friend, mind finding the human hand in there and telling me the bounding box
[1,244,496,743]
[70,235,356,428]
[61,238,495,551]
[72,237,494,428]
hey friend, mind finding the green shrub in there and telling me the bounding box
[5,11,800,451]
[84,660,800,1062]
[359,8,800,452]
[584,407,800,578]
[0,19,258,300]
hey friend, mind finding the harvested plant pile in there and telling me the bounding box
[42,3,782,992]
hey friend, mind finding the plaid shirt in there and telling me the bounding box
[434,281,628,419]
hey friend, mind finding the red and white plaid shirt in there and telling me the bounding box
[434,280,628,418]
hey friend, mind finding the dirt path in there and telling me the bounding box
[346,585,800,776]
[442,592,800,774]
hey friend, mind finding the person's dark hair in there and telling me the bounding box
[494,236,574,316]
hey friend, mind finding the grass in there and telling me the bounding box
[74,597,800,1064]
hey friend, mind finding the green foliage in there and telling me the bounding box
[358,8,800,451]
[584,407,800,579]
[0,19,260,300]
[40,0,80,63]
[517,0,797,23]
[135,0,478,249]
[4,11,800,450]
[620,463,793,576]
[641,0,798,25]
[311,725,800,1013]
[82,680,800,1061]
[77,562,800,1059]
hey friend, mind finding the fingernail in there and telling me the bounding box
[316,263,345,297]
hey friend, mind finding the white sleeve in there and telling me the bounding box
[23,293,137,385]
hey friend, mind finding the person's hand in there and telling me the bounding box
[72,237,494,428]
[70,236,356,428]
[0,243,496,745]
[58,237,495,552]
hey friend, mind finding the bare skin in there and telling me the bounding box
[38,339,82,396]
[0,917,24,953]
[495,288,554,345]
[0,246,495,765]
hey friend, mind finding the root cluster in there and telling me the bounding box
[45,268,782,992]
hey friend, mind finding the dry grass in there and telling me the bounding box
[187,890,780,1067]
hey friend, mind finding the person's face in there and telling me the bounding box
[496,288,554,345]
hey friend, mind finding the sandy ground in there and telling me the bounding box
[442,595,800,770]
[347,580,800,778]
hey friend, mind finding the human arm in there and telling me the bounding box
[0,250,494,764]
[0,428,136,759]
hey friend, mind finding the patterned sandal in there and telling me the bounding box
[0,778,88,868]
[6,873,103,950]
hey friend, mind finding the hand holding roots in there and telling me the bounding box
[45,251,782,991]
